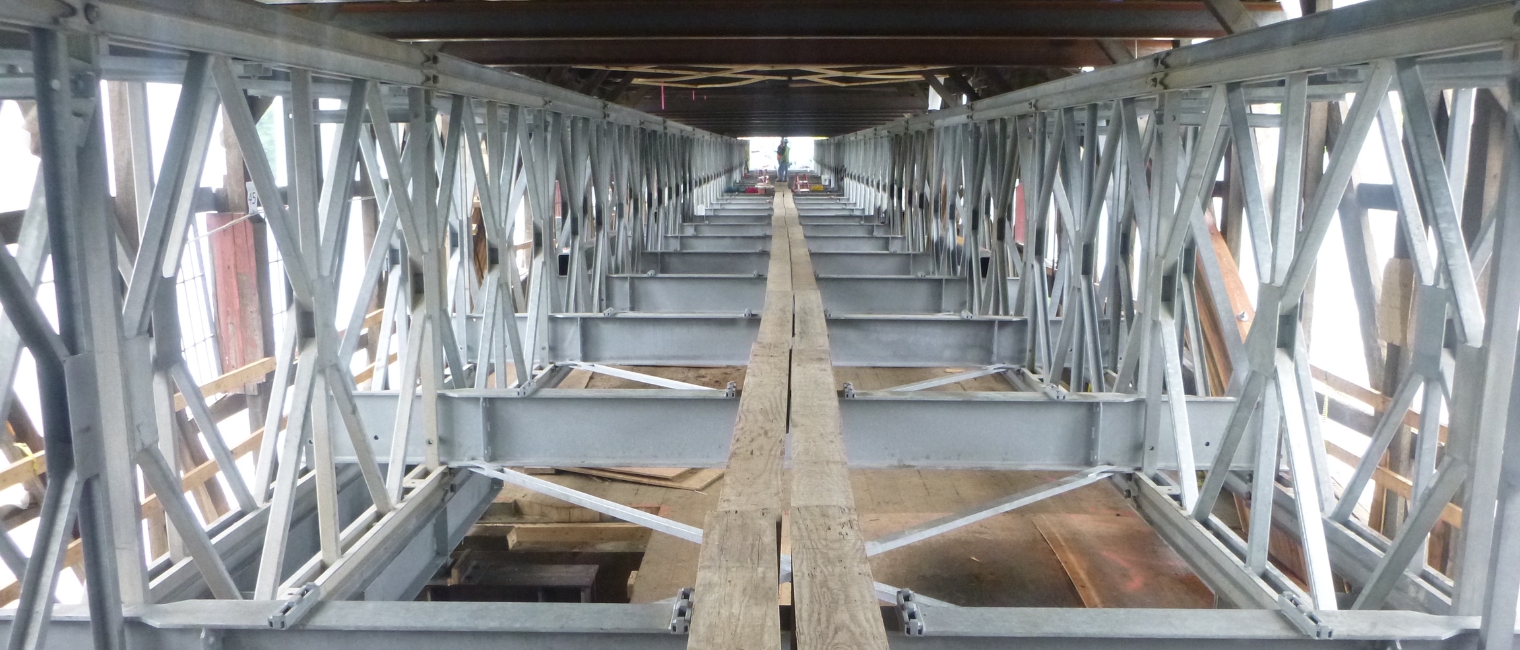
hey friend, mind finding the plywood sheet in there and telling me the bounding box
[1035,513,1215,609]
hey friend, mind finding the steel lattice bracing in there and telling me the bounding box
[816,0,1520,644]
[0,0,1514,649]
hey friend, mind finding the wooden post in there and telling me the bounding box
[219,105,279,434]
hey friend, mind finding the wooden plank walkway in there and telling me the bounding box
[688,187,887,649]
[784,189,890,650]
[687,191,792,650]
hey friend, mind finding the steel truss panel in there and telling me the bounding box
[5,0,707,133]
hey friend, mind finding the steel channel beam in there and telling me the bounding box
[806,235,900,253]
[535,314,761,366]
[604,274,1020,314]
[1246,476,1454,614]
[669,234,771,252]
[680,224,770,236]
[1128,474,1280,609]
[824,316,1082,367]
[0,602,1503,649]
[336,468,499,602]
[149,467,370,603]
[329,389,1240,471]
[479,313,1097,366]
[841,392,1242,470]
[0,602,684,650]
[606,274,767,313]
[688,214,775,224]
[895,605,1499,649]
[339,389,740,468]
[819,277,1018,315]
[636,251,936,275]
[454,312,1105,366]
[803,224,886,237]
[811,252,936,276]
[154,467,493,605]
[638,251,770,275]
[798,214,873,224]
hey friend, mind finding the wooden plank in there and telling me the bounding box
[170,357,276,416]
[1323,440,1462,528]
[560,368,595,389]
[354,351,398,386]
[1035,513,1215,609]
[607,467,691,479]
[463,563,600,588]
[692,510,782,647]
[506,523,651,552]
[783,189,889,650]
[175,410,228,519]
[791,506,886,649]
[0,452,44,493]
[1311,365,1446,442]
[561,467,724,492]
[1206,221,1253,337]
[688,191,791,650]
[207,212,267,375]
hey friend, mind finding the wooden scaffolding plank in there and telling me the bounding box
[687,193,792,650]
[784,190,890,650]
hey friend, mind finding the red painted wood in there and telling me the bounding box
[206,212,265,385]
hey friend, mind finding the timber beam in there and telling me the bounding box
[288,1,1286,41]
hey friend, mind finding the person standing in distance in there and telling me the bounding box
[776,138,790,183]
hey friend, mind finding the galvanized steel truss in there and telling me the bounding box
[0,0,1513,649]
[818,1,1520,646]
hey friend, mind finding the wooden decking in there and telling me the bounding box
[686,190,793,650]
[517,188,1218,647]
[687,187,888,650]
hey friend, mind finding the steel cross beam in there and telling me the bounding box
[326,389,1242,470]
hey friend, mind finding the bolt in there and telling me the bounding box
[71,72,97,98]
